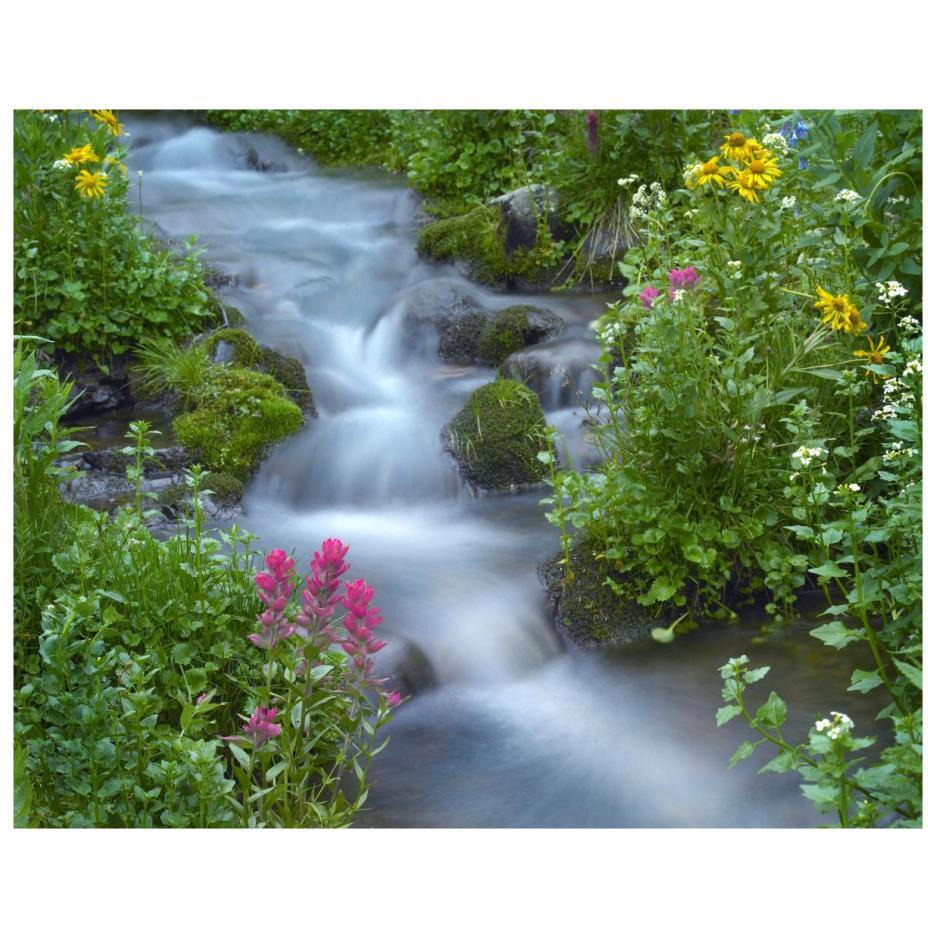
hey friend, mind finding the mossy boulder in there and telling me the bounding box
[441,379,547,493]
[255,346,316,416]
[538,538,664,648]
[475,305,566,366]
[173,366,303,480]
[417,205,560,290]
[159,472,244,511]
[206,328,262,367]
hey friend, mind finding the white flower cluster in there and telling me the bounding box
[727,259,742,280]
[600,321,625,345]
[617,173,641,189]
[815,711,854,740]
[43,113,58,123]
[52,159,70,170]
[888,194,907,205]
[898,315,920,334]
[873,362,919,421]
[762,132,790,157]
[883,440,916,464]
[876,280,908,304]
[629,181,667,221]
[682,163,701,187]
[835,482,861,494]
[737,422,766,445]
[780,195,797,210]
[792,445,827,467]
[834,188,863,204]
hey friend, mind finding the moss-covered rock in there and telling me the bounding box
[475,305,566,366]
[256,346,316,416]
[417,205,560,290]
[201,472,245,505]
[205,328,262,367]
[538,539,664,648]
[173,366,303,480]
[441,379,547,492]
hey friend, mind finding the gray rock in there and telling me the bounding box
[502,337,599,410]
[488,185,560,253]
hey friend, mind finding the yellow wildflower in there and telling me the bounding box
[89,109,124,136]
[726,171,762,204]
[695,156,735,187]
[742,155,782,188]
[853,335,891,380]
[814,287,868,334]
[720,132,756,162]
[741,138,769,163]
[63,144,100,166]
[74,169,108,198]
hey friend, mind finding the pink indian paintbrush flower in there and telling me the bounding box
[220,706,282,748]
[249,548,298,649]
[667,266,701,301]
[640,286,660,308]
[296,537,350,648]
[339,578,388,687]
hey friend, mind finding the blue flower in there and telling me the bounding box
[799,157,808,170]
[795,119,809,140]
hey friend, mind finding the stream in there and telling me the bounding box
[125,115,880,827]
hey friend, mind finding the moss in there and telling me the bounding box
[417,206,557,289]
[442,379,547,491]
[257,347,316,415]
[205,328,262,368]
[475,304,563,366]
[159,482,190,509]
[201,472,245,505]
[173,366,303,480]
[539,538,663,648]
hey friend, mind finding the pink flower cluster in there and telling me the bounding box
[667,266,701,301]
[221,706,282,749]
[341,578,387,687]
[639,267,702,308]
[296,538,350,649]
[249,549,297,649]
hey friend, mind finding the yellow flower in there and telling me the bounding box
[814,287,868,334]
[720,132,757,162]
[741,138,769,163]
[854,335,891,379]
[89,109,124,136]
[63,144,100,166]
[695,156,735,187]
[726,171,762,204]
[74,169,108,198]
[742,155,782,188]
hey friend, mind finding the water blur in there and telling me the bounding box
[127,114,879,827]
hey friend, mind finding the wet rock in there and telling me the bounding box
[502,337,599,409]
[441,379,547,493]
[378,638,438,697]
[474,304,565,366]
[80,446,191,476]
[537,541,664,648]
[488,185,560,253]
[59,355,131,417]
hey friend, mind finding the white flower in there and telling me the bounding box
[876,280,908,304]
[727,260,742,270]
[617,174,641,188]
[762,132,790,157]
[898,315,920,333]
[780,195,797,210]
[792,445,827,466]
[848,483,861,492]
[682,163,700,187]
[137,170,144,177]
[888,194,906,205]
[834,188,863,204]
[52,159,70,170]
[44,113,59,123]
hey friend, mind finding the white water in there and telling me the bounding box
[128,115,878,826]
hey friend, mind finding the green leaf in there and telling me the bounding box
[743,666,770,684]
[810,621,865,650]
[729,740,755,768]
[758,751,800,775]
[893,659,922,691]
[171,642,195,665]
[651,627,675,644]
[648,575,677,602]
[716,705,741,726]
[227,741,250,768]
[809,561,849,579]
[848,668,883,694]
[265,760,288,782]
[754,691,787,728]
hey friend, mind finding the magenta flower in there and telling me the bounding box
[586,111,600,153]
[221,706,282,748]
[385,691,402,708]
[640,286,660,308]
[306,537,350,599]
[249,548,298,650]
[296,537,350,648]
[667,266,701,301]
[339,579,388,687]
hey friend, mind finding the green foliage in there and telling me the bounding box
[131,335,211,406]
[444,379,547,490]
[256,346,315,412]
[476,305,542,365]
[14,110,217,358]
[173,365,303,480]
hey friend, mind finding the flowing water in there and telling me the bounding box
[126,115,880,827]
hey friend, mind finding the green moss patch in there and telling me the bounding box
[475,304,565,366]
[173,366,303,480]
[256,347,316,415]
[442,379,547,491]
[417,206,558,289]
[205,328,263,368]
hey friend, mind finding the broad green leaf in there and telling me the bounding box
[754,691,787,728]
[716,705,741,726]
[848,669,883,694]
[729,740,755,768]
[893,659,922,691]
[810,621,865,650]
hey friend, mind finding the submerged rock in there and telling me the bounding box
[474,304,565,366]
[538,541,664,648]
[441,379,547,493]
